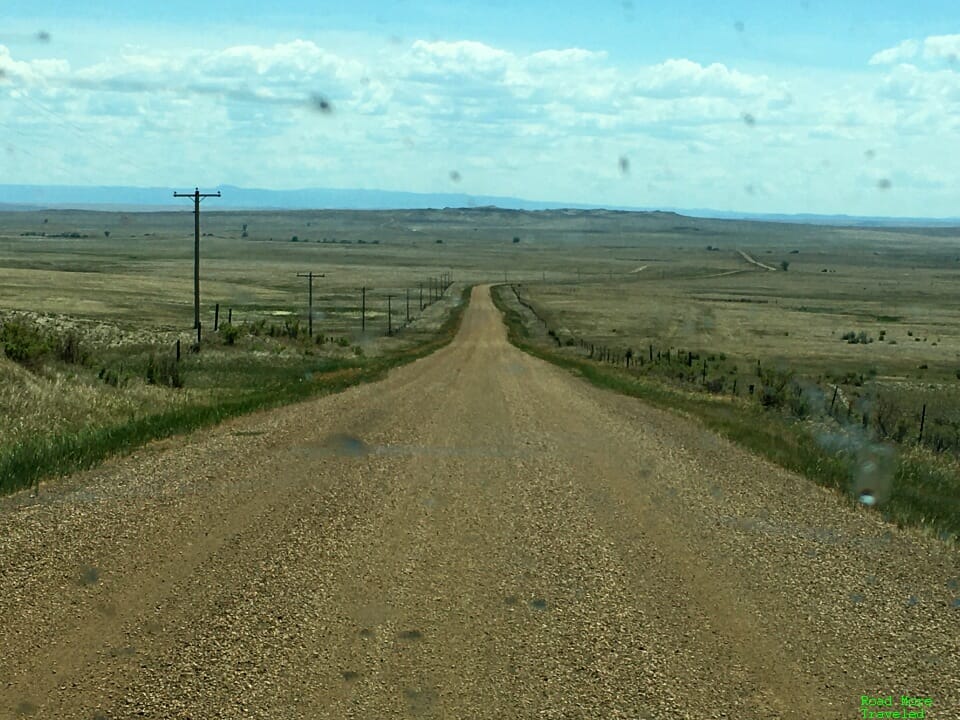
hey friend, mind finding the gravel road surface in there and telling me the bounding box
[1,285,957,719]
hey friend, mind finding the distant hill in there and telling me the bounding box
[0,184,957,227]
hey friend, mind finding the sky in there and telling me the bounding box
[1,0,960,216]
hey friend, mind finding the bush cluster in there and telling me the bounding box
[841,330,873,344]
[0,320,50,366]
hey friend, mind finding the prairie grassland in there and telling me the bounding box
[519,221,960,407]
[489,216,960,539]
[2,206,958,504]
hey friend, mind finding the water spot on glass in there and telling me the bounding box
[744,184,755,195]
[310,93,333,114]
[619,156,630,175]
[449,170,461,182]
[877,178,892,190]
[850,593,865,604]
[734,20,745,32]
[907,595,918,606]
[36,31,50,43]
[865,574,877,586]
[741,112,756,126]
[864,149,876,159]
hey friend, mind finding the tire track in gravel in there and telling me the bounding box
[0,333,471,719]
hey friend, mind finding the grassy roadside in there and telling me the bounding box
[0,285,472,496]
[491,285,960,544]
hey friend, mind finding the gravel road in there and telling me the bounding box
[1,285,957,719]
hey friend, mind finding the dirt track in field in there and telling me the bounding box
[1,285,957,719]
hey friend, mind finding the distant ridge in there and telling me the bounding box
[0,184,957,227]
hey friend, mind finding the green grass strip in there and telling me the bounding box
[0,285,472,496]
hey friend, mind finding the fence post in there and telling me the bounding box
[228,308,232,325]
[214,303,219,332]
[829,386,838,414]
[918,403,927,444]
[702,362,707,384]
[732,378,737,395]
[649,344,653,362]
[176,338,181,362]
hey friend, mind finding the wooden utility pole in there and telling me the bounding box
[173,187,221,345]
[386,294,394,335]
[297,271,325,337]
[361,286,367,332]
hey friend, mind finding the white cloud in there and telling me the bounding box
[870,34,960,67]
[3,34,960,215]
[920,34,960,65]
[0,45,70,84]
[869,39,919,66]
[626,59,770,99]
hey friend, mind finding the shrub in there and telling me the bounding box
[336,336,350,347]
[353,345,364,356]
[513,237,520,243]
[283,317,301,339]
[565,338,576,346]
[146,354,183,388]
[98,367,120,387]
[246,319,267,336]
[780,260,790,271]
[220,323,240,346]
[705,377,725,393]
[0,320,48,366]
[55,330,86,364]
[436,239,443,244]
[291,236,299,242]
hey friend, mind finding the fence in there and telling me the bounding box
[507,285,960,458]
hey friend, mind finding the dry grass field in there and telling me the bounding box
[1,207,958,532]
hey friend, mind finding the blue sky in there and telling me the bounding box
[2,0,960,215]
